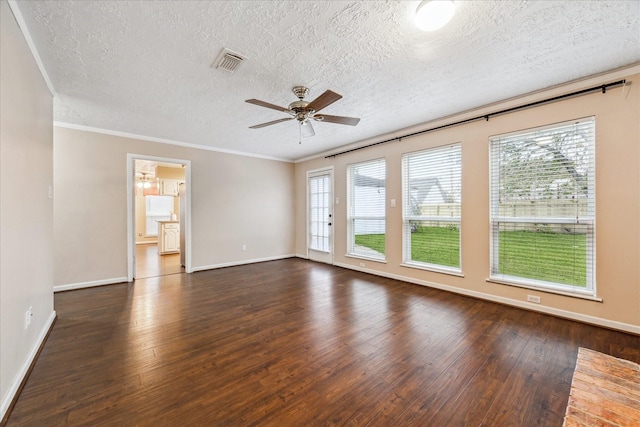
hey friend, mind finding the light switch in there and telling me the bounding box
[335,197,340,205]
[48,185,53,199]
[390,199,396,207]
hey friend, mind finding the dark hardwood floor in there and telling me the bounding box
[6,259,639,426]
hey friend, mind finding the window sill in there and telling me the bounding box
[400,263,464,278]
[345,254,387,264]
[486,278,602,302]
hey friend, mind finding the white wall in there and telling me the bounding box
[0,0,55,418]
[53,126,295,287]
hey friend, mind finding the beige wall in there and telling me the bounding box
[54,127,295,286]
[295,67,640,332]
[0,0,54,416]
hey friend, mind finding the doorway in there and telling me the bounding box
[307,167,334,264]
[127,154,192,281]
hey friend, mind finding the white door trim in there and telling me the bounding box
[306,166,334,264]
[127,153,192,281]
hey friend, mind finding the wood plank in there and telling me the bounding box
[563,347,640,426]
[4,259,640,426]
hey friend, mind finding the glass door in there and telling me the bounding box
[308,169,333,264]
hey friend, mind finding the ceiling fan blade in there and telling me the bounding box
[249,117,293,129]
[314,114,360,126]
[306,90,342,113]
[245,99,292,114]
[300,120,315,138]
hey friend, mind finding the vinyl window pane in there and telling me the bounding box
[489,117,595,294]
[348,159,386,259]
[402,144,461,271]
[309,174,331,252]
[145,195,174,236]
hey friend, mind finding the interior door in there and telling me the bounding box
[308,169,333,264]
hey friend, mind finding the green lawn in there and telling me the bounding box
[409,226,460,268]
[498,229,586,287]
[354,227,587,287]
[355,233,385,255]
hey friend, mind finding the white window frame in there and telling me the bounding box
[401,143,462,275]
[347,158,386,262]
[489,117,596,297]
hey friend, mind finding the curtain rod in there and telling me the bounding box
[325,79,627,159]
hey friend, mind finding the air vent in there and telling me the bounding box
[212,48,247,73]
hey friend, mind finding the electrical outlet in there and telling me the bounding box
[242,244,247,251]
[359,262,365,267]
[138,232,142,237]
[527,295,541,304]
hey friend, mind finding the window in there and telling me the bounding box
[145,195,174,236]
[490,117,595,295]
[309,173,331,252]
[402,144,461,272]
[347,159,386,260]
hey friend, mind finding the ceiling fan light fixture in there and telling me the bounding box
[246,86,360,139]
[415,0,455,31]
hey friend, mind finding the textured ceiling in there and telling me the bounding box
[13,0,640,162]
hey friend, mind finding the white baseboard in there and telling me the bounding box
[0,310,56,421]
[295,253,309,259]
[192,254,295,272]
[54,277,129,292]
[333,262,640,335]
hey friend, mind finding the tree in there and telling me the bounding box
[498,127,591,202]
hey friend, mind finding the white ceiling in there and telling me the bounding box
[13,1,640,162]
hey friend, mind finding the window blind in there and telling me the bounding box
[347,159,386,260]
[402,144,461,271]
[490,117,595,294]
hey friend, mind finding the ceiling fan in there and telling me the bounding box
[245,86,360,139]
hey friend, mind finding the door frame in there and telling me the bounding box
[127,153,192,281]
[306,166,334,264]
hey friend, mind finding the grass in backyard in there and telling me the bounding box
[354,227,587,287]
[354,233,385,255]
[498,229,586,287]
[410,226,460,268]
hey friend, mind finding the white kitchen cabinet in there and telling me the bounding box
[160,179,180,196]
[158,221,180,254]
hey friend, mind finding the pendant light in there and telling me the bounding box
[137,172,152,188]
